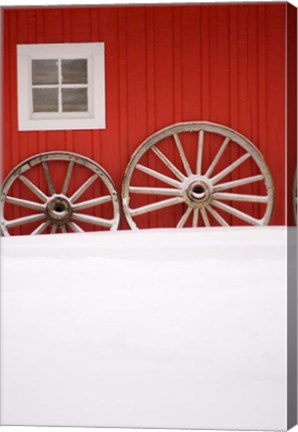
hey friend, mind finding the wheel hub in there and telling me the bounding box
[46,196,72,225]
[183,178,213,208]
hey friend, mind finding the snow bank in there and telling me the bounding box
[1,227,287,430]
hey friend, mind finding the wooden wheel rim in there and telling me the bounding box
[1,151,120,236]
[122,121,274,230]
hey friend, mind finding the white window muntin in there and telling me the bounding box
[28,56,93,119]
[17,43,105,131]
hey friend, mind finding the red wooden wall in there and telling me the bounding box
[2,3,288,230]
[287,3,297,227]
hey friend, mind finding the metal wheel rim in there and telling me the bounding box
[122,121,274,229]
[1,151,120,236]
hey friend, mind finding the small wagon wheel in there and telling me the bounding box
[122,121,274,229]
[1,152,120,236]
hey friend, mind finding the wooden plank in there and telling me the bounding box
[265,4,286,226]
[146,6,157,228]
[286,3,297,227]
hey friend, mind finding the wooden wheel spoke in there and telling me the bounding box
[19,175,48,202]
[213,192,268,203]
[42,161,56,195]
[173,134,192,176]
[51,225,57,234]
[2,153,120,235]
[192,208,199,227]
[31,221,50,235]
[176,206,193,228]
[62,161,74,195]
[130,197,184,217]
[67,221,84,233]
[72,195,112,211]
[136,164,181,188]
[212,199,261,226]
[206,206,229,227]
[129,186,181,196]
[200,207,210,227]
[6,196,46,212]
[70,174,98,203]
[5,213,46,229]
[72,212,114,228]
[121,122,274,229]
[213,174,264,192]
[151,146,186,181]
[196,131,204,175]
[211,153,251,185]
[205,137,230,177]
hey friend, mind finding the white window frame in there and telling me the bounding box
[17,43,105,131]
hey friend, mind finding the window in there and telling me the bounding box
[17,43,105,131]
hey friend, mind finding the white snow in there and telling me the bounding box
[1,227,287,430]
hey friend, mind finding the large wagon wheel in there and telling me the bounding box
[1,152,120,236]
[122,122,274,229]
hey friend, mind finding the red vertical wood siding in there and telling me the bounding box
[2,4,286,228]
[287,3,297,227]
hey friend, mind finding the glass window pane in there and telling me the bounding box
[62,59,88,84]
[32,60,58,85]
[62,88,88,112]
[32,88,59,112]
